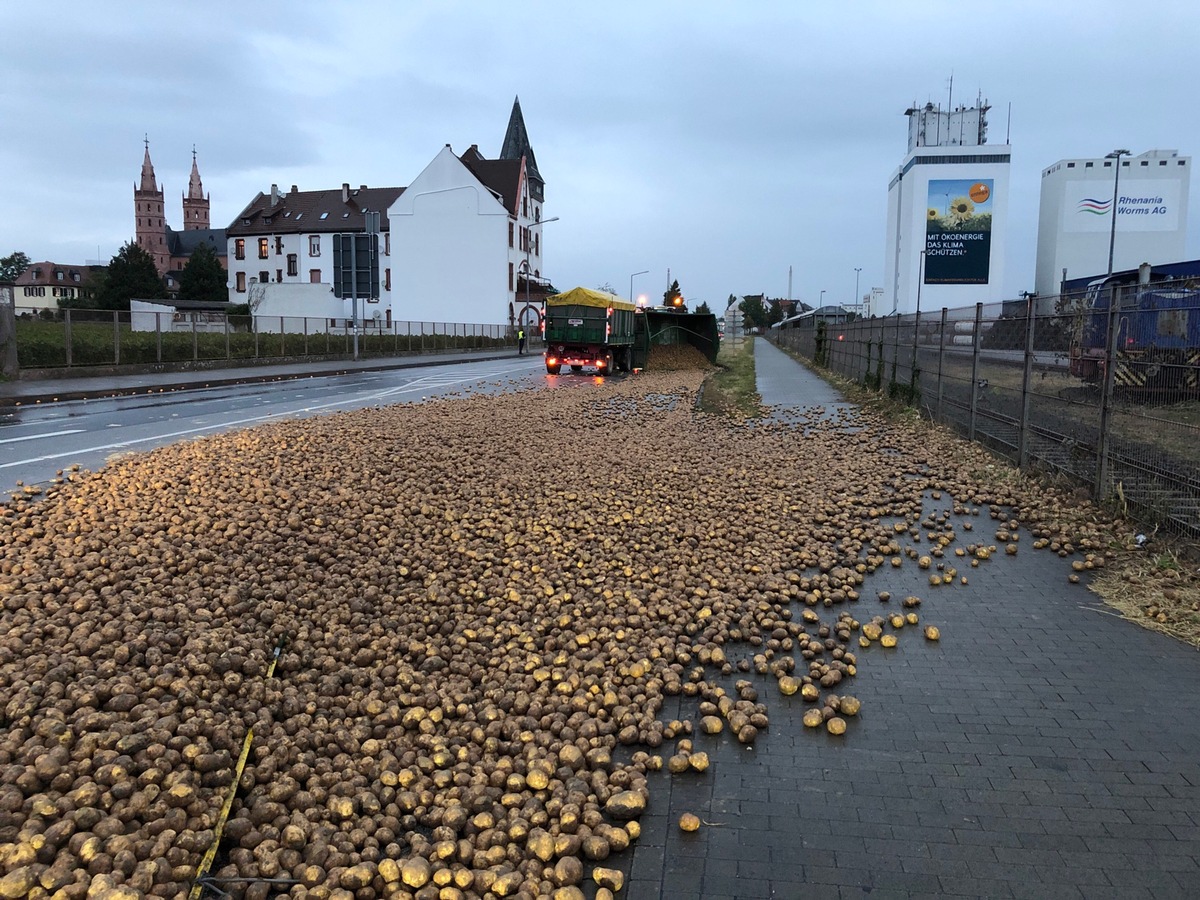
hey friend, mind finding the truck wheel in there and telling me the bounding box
[599,352,613,375]
[546,363,561,375]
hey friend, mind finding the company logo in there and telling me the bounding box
[1077,197,1112,216]
[968,182,990,203]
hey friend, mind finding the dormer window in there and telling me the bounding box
[320,212,329,220]
[242,218,251,225]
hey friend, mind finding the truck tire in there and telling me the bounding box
[546,362,561,375]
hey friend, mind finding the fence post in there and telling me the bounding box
[113,310,120,365]
[225,316,230,360]
[280,317,285,358]
[968,303,983,442]
[910,308,921,405]
[156,311,162,364]
[304,316,309,357]
[936,308,947,421]
[192,317,198,361]
[1018,296,1036,469]
[1095,285,1123,499]
[65,309,72,367]
[254,318,260,359]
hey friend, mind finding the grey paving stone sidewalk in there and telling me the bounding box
[616,340,1200,899]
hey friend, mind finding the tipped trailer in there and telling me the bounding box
[543,287,645,375]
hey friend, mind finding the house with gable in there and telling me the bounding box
[388,97,550,329]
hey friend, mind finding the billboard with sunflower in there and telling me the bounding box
[925,179,993,284]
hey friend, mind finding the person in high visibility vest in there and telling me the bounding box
[518,327,526,355]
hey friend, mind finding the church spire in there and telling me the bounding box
[182,144,211,232]
[187,145,205,200]
[139,134,159,193]
[500,96,540,182]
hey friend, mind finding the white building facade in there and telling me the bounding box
[883,99,1011,316]
[225,182,403,325]
[1034,149,1191,299]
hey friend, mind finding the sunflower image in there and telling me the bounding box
[927,208,940,220]
[948,196,975,225]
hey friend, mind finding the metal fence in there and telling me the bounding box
[12,307,530,370]
[770,280,1200,534]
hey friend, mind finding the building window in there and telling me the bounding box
[384,233,390,256]
[535,233,540,257]
[287,254,298,276]
[309,235,320,256]
[236,272,246,292]
[73,273,80,282]
[275,236,284,254]
[56,271,64,280]
[508,262,514,292]
[260,271,270,284]
[309,269,321,283]
[235,239,245,259]
[276,269,283,282]
[509,222,514,248]
[523,196,528,217]
[258,238,269,259]
[384,268,391,291]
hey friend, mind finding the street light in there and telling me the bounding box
[629,269,649,306]
[521,216,559,345]
[819,289,826,307]
[1105,149,1130,275]
[854,267,862,310]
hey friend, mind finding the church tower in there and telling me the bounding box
[134,138,169,274]
[500,96,543,204]
[182,147,210,231]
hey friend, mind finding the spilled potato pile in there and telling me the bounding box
[0,370,1124,899]
[644,345,709,371]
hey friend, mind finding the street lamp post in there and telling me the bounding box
[820,289,826,307]
[1105,149,1130,276]
[630,269,649,306]
[854,267,862,310]
[521,216,559,347]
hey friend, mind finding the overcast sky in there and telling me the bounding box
[4,1,1198,313]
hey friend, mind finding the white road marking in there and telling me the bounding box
[1,368,530,470]
[0,429,85,445]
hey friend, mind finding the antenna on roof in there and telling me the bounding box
[947,71,953,112]
[1006,102,1012,144]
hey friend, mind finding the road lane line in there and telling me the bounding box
[0,370,530,470]
[0,429,85,445]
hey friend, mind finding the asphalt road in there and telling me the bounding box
[0,355,551,491]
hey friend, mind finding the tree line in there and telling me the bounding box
[2,241,227,311]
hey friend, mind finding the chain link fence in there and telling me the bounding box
[771,279,1200,534]
[12,307,529,371]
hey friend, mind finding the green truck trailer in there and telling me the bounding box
[542,287,645,375]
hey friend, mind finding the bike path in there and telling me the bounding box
[620,338,1200,899]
